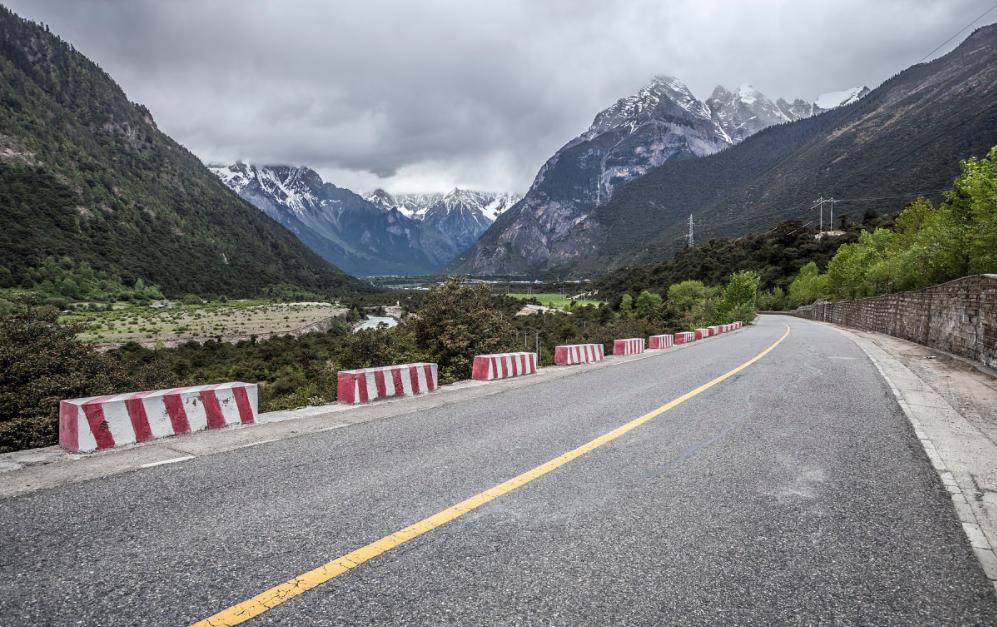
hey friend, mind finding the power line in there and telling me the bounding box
[916,1,997,64]
[830,190,948,202]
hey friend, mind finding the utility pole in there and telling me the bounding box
[829,198,835,230]
[687,214,694,247]
[817,196,824,233]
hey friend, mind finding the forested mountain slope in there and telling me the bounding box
[0,7,365,297]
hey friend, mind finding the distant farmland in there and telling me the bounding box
[506,292,603,310]
[64,300,348,348]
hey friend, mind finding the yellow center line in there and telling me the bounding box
[193,324,791,626]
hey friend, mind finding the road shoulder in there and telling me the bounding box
[832,323,997,595]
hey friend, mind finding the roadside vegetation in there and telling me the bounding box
[786,146,997,307]
[593,215,890,307]
[1,274,759,453]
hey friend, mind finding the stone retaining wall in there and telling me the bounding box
[792,274,997,369]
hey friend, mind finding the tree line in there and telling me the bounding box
[0,273,760,452]
[786,146,997,307]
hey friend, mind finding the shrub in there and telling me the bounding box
[716,271,759,323]
[407,278,517,383]
[634,290,663,320]
[0,301,174,452]
[787,261,829,308]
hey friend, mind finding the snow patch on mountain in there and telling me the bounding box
[366,188,520,223]
[815,86,871,110]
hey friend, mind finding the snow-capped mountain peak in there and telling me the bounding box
[707,82,871,144]
[706,83,791,143]
[209,161,254,194]
[365,188,520,223]
[585,75,713,141]
[735,83,762,105]
[455,74,874,275]
[208,162,328,216]
[210,163,520,275]
[365,188,396,210]
[815,86,871,110]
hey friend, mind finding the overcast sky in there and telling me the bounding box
[6,0,995,193]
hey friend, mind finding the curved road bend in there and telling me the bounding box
[1,315,994,624]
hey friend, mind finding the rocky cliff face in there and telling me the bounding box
[706,84,793,143]
[452,76,733,274]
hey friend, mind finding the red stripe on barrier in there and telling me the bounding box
[58,402,79,451]
[423,364,436,391]
[125,396,154,442]
[358,373,370,403]
[232,385,255,424]
[373,370,387,399]
[200,389,226,429]
[407,366,419,394]
[163,394,191,434]
[82,402,115,450]
[336,373,353,404]
[390,367,404,396]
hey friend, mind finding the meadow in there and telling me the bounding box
[61,300,348,347]
[506,292,603,310]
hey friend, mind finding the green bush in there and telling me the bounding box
[788,261,830,308]
[716,271,759,323]
[407,278,517,383]
[667,280,713,328]
[788,146,997,304]
[0,301,174,452]
[634,290,663,320]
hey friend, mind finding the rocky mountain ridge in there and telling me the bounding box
[211,163,518,275]
[452,75,868,275]
[569,25,997,273]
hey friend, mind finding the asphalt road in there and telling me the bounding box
[1,316,995,625]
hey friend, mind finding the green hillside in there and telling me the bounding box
[0,6,366,297]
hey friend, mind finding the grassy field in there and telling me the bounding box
[62,300,348,347]
[506,292,603,309]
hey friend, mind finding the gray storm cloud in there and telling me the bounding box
[5,0,993,192]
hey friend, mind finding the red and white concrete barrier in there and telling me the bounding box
[694,328,709,340]
[554,343,605,365]
[675,331,696,344]
[648,334,674,349]
[472,352,538,381]
[59,382,258,453]
[613,337,645,356]
[337,363,438,405]
[708,325,720,336]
